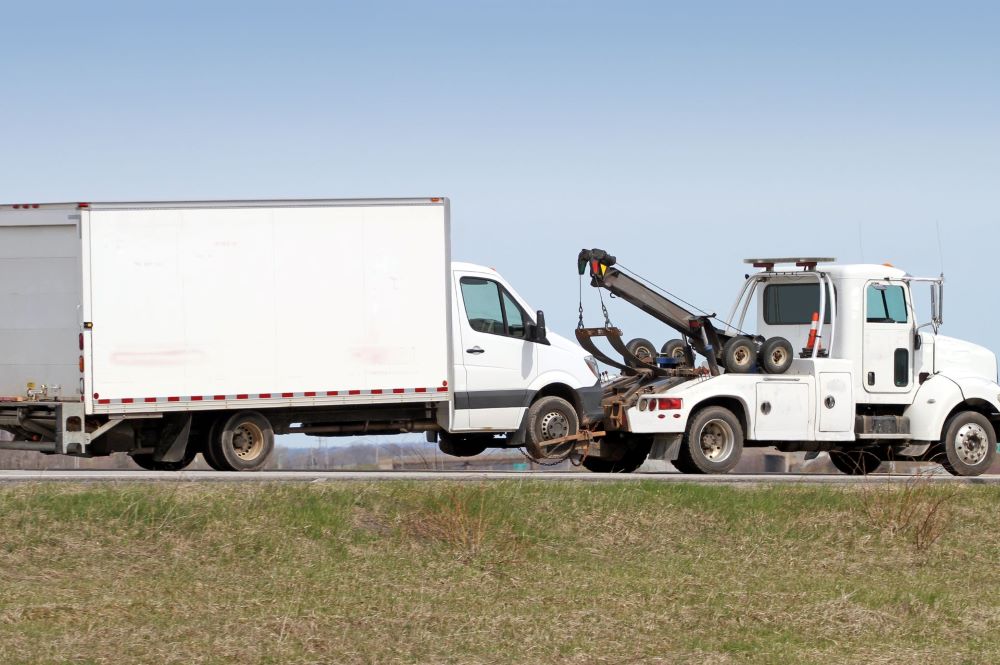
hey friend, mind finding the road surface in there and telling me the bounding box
[0,470,998,484]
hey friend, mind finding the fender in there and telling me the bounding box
[906,374,1000,441]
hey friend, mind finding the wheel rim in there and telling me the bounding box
[232,422,265,460]
[733,346,751,367]
[954,423,989,466]
[770,347,787,366]
[540,411,570,440]
[699,419,735,462]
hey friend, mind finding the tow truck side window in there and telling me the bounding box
[763,283,834,325]
[866,284,908,323]
[460,277,530,339]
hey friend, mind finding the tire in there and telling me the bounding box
[438,434,489,458]
[676,406,744,473]
[661,339,694,368]
[625,337,657,366]
[200,418,229,471]
[525,395,580,459]
[670,455,698,474]
[722,337,756,374]
[131,446,197,471]
[939,411,996,477]
[829,449,882,475]
[209,411,275,471]
[581,434,650,473]
[758,337,793,374]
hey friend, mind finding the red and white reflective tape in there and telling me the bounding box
[94,386,448,406]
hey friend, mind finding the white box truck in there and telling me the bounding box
[0,198,602,470]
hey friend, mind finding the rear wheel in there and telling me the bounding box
[131,446,197,471]
[676,406,744,473]
[829,449,882,475]
[209,411,275,471]
[438,434,489,458]
[722,337,756,373]
[200,418,228,471]
[581,434,650,473]
[939,411,996,477]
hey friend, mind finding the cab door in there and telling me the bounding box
[452,272,536,431]
[862,281,913,394]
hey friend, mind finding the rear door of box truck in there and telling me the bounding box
[82,199,452,414]
[0,204,83,401]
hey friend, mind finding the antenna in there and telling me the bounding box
[934,220,945,275]
[857,222,865,263]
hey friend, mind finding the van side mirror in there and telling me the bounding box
[533,310,549,344]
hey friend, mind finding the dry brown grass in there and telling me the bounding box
[857,471,958,551]
[0,480,997,664]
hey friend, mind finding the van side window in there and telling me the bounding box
[867,284,908,323]
[460,277,531,339]
[461,278,504,335]
[502,291,526,338]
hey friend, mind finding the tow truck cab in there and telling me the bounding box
[618,259,1000,476]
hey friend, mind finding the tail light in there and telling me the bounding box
[641,397,683,411]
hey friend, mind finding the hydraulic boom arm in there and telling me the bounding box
[578,248,732,374]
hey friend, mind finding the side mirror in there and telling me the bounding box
[533,310,549,344]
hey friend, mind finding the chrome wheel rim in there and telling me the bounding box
[954,423,989,466]
[232,422,265,460]
[699,419,735,462]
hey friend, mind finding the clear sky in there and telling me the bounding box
[3,0,998,354]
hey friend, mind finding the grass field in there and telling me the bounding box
[0,480,997,664]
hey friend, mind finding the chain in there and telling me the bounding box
[518,447,571,467]
[598,288,612,327]
[578,275,585,329]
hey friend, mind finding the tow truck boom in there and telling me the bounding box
[577,248,732,374]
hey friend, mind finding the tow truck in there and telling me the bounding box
[560,249,1000,476]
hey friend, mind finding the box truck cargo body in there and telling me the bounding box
[0,198,601,470]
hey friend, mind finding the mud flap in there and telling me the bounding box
[153,414,192,463]
[648,433,682,461]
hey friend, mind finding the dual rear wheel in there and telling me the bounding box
[131,410,274,472]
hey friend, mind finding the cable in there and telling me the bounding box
[615,263,753,337]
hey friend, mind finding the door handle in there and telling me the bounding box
[466,346,485,355]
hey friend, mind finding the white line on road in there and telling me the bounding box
[0,470,997,484]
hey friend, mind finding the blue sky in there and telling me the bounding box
[2,1,998,355]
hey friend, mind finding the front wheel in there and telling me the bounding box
[525,395,579,460]
[939,411,996,477]
[676,406,744,473]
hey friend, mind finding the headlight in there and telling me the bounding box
[584,355,600,379]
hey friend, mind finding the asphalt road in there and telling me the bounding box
[0,470,998,484]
